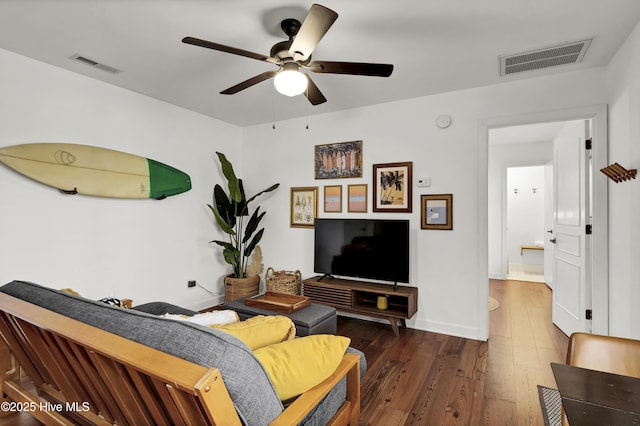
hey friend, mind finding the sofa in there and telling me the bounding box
[0,280,365,425]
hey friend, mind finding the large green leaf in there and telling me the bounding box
[211,240,236,250]
[216,152,241,203]
[242,207,265,244]
[234,179,249,217]
[212,240,240,266]
[246,183,280,205]
[213,184,235,229]
[208,205,235,236]
[244,228,264,258]
[223,246,240,266]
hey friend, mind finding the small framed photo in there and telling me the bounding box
[314,140,363,179]
[421,194,453,230]
[324,185,342,213]
[372,161,413,212]
[290,186,318,228]
[347,184,368,213]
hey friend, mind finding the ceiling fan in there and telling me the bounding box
[182,3,394,105]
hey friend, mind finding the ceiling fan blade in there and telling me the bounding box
[289,4,338,62]
[308,61,394,77]
[220,70,278,95]
[182,36,275,63]
[305,75,327,105]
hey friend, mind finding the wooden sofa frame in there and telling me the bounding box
[0,293,360,425]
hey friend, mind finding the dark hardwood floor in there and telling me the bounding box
[338,279,568,425]
[0,279,567,425]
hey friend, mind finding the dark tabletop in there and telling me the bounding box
[551,362,640,425]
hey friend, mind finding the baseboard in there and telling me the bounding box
[489,272,507,280]
[412,318,484,341]
[509,262,544,274]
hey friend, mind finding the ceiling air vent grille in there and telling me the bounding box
[70,54,122,74]
[500,39,592,76]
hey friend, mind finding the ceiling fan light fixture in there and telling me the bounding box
[274,63,307,97]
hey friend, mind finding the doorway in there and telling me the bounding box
[478,105,609,340]
[506,165,546,283]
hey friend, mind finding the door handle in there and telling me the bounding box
[550,238,557,244]
[547,229,554,233]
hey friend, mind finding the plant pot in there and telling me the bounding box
[224,274,260,302]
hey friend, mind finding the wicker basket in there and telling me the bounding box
[265,267,302,295]
[224,274,260,302]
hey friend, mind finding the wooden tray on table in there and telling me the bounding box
[245,292,311,314]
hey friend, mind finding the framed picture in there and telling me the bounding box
[421,194,453,230]
[324,185,342,213]
[372,161,413,212]
[290,186,318,228]
[314,140,362,179]
[347,184,368,213]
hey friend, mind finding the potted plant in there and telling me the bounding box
[209,152,279,301]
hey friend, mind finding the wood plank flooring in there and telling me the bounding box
[0,279,567,425]
[338,279,568,425]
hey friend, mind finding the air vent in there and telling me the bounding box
[70,54,122,74]
[500,39,592,76]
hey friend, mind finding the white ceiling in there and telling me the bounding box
[1,1,639,127]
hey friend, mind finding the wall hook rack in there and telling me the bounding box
[600,163,637,183]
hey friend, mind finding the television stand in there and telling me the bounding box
[302,276,418,337]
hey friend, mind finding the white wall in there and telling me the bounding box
[507,166,545,266]
[243,68,607,340]
[606,19,640,339]
[488,141,553,278]
[0,48,241,310]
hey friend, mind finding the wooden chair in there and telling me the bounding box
[0,293,360,425]
[561,332,640,425]
[566,332,640,378]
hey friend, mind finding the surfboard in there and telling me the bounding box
[0,143,192,199]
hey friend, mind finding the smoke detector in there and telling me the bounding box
[500,39,592,76]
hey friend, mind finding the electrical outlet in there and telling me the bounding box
[187,280,196,288]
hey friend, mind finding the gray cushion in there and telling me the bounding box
[0,280,283,426]
[224,297,336,327]
[132,301,198,316]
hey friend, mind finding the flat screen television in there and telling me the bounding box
[314,218,409,284]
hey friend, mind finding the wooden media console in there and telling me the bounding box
[302,276,418,336]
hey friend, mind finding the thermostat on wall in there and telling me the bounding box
[436,114,452,129]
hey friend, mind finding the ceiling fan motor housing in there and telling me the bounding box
[270,40,294,61]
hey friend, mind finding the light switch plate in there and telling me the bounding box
[417,177,431,187]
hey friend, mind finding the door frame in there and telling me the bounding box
[478,105,608,340]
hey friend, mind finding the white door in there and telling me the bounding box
[543,162,554,288]
[552,120,591,336]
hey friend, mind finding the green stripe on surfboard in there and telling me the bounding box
[147,159,192,199]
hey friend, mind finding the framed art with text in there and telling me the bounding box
[421,194,453,230]
[347,184,368,213]
[314,140,363,179]
[323,185,342,213]
[372,161,413,212]
[290,186,318,228]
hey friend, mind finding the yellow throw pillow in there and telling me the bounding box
[60,288,81,296]
[211,315,296,350]
[254,334,350,401]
